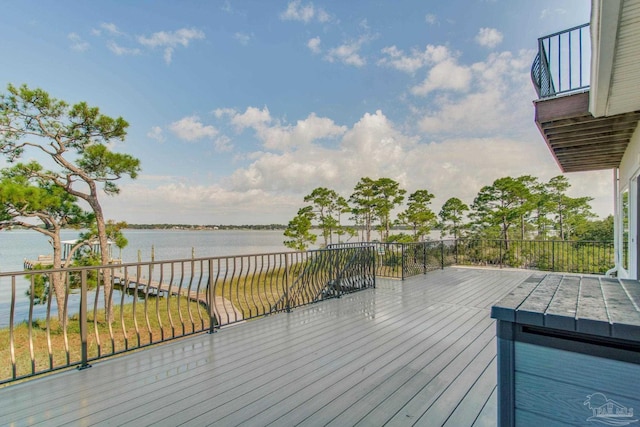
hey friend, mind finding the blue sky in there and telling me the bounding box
[1,0,608,225]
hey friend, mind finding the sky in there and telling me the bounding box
[0,0,609,225]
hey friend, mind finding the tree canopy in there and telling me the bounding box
[283,174,606,250]
[283,206,317,251]
[1,83,141,321]
[0,161,95,321]
[438,197,468,239]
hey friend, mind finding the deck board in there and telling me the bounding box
[0,267,533,426]
[471,386,498,427]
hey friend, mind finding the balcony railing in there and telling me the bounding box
[330,239,614,278]
[0,246,375,384]
[328,241,446,279]
[532,23,590,98]
[450,239,615,274]
[0,239,615,384]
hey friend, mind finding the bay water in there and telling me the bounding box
[0,228,294,274]
[0,228,296,326]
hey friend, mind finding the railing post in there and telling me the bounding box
[78,269,91,370]
[371,246,376,288]
[401,243,406,280]
[423,242,427,274]
[335,249,342,298]
[284,253,291,312]
[500,240,504,269]
[552,240,556,272]
[440,242,445,270]
[455,239,459,265]
[207,259,216,334]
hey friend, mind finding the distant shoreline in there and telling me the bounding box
[2,224,288,232]
[126,224,287,231]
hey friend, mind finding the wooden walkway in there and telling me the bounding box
[0,267,533,426]
[113,270,244,324]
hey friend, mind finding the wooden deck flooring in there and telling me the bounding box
[0,267,534,426]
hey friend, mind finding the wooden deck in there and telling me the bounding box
[0,267,534,426]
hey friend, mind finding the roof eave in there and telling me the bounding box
[589,0,623,118]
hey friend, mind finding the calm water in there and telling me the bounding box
[0,229,298,326]
[0,228,296,274]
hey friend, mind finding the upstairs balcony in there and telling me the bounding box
[532,23,640,173]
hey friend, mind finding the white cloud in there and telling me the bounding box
[540,8,567,20]
[89,23,203,63]
[91,22,126,38]
[324,36,370,67]
[106,103,613,224]
[261,113,346,150]
[169,116,219,141]
[316,9,331,23]
[147,126,165,143]
[68,33,89,52]
[425,14,438,25]
[378,44,458,75]
[213,107,238,119]
[226,110,411,193]
[307,37,321,54]
[227,107,346,151]
[230,106,272,130]
[411,54,472,96]
[214,135,234,152]
[105,180,299,224]
[100,22,124,36]
[222,108,611,221]
[280,0,331,23]
[107,41,141,56]
[417,50,535,137]
[137,28,205,64]
[137,28,205,48]
[378,46,425,74]
[234,32,252,45]
[221,1,233,14]
[475,27,503,48]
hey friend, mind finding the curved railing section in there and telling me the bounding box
[532,23,590,99]
[0,247,375,385]
[268,246,375,313]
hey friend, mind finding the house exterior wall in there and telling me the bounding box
[617,123,640,278]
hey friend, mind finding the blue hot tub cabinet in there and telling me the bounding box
[491,274,640,426]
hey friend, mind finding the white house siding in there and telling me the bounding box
[618,122,640,278]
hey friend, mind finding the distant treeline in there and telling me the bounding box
[126,224,287,230]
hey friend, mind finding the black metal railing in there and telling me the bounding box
[0,239,616,384]
[269,247,375,313]
[452,239,614,274]
[532,23,590,98]
[328,241,450,279]
[0,246,374,384]
[330,239,615,278]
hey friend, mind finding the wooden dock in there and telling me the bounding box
[112,271,244,325]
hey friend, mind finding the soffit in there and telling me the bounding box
[594,0,640,116]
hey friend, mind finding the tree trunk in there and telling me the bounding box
[88,192,114,323]
[50,232,68,325]
[365,214,371,242]
[385,218,390,242]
